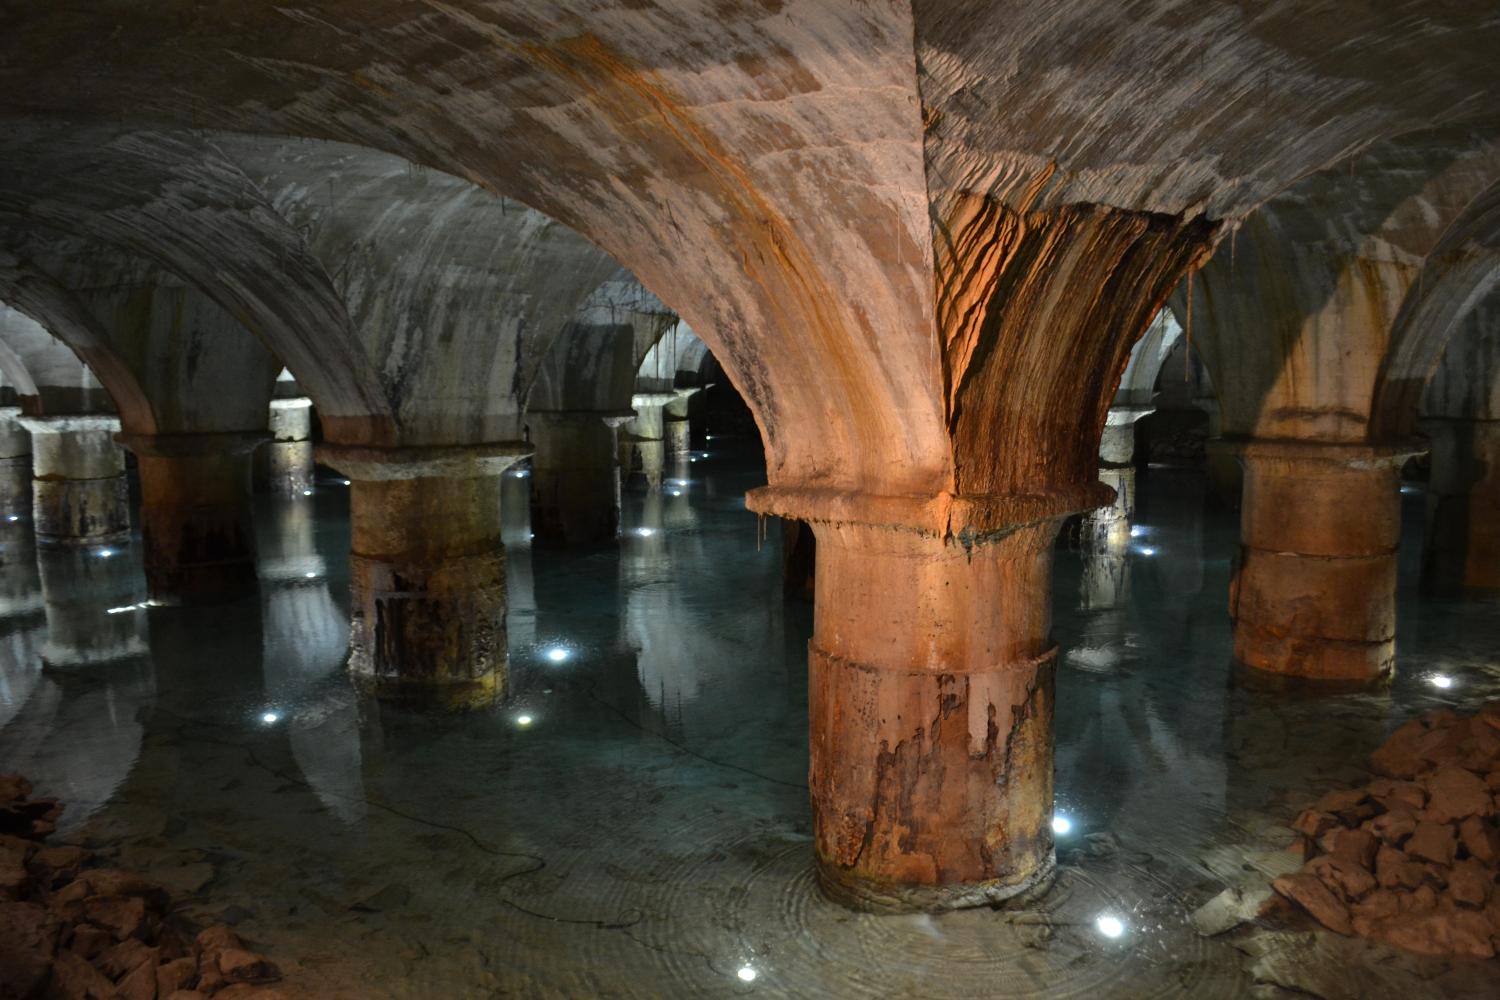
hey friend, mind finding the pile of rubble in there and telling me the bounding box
[0,773,286,999]
[1272,702,1500,958]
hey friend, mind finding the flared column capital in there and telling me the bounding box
[116,430,269,458]
[317,440,532,481]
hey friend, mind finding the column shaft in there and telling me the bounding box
[807,520,1059,911]
[120,432,264,605]
[1229,441,1415,685]
[18,415,129,546]
[620,393,675,490]
[321,443,528,709]
[258,397,314,495]
[1420,417,1500,592]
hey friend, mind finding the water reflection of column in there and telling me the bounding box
[256,499,366,827]
[36,545,150,668]
[659,455,699,533]
[0,406,33,523]
[663,388,700,458]
[0,543,153,831]
[0,519,45,732]
[501,470,536,652]
[1078,514,1131,611]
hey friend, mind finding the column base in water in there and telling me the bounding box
[118,431,265,605]
[1419,417,1500,593]
[748,486,1093,912]
[319,441,530,710]
[17,415,129,547]
[1223,439,1422,688]
[528,410,629,545]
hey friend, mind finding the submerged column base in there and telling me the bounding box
[17,415,130,546]
[118,431,265,605]
[1222,439,1421,688]
[528,410,629,545]
[320,441,529,710]
[1419,417,1500,593]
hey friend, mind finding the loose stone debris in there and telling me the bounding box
[1271,703,1500,958]
[0,773,287,999]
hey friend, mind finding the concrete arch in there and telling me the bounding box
[0,302,116,418]
[1114,310,1184,409]
[1371,177,1500,439]
[0,121,389,443]
[217,134,623,447]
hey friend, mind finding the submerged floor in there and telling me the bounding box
[1,443,1498,998]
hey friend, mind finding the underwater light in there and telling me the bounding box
[515,714,533,727]
[1096,914,1125,939]
[1135,546,1157,557]
[737,966,757,983]
[261,712,280,725]
[305,571,317,579]
[5,515,17,522]
[635,527,655,537]
[302,489,314,497]
[1429,674,1455,690]
[95,548,115,558]
[545,647,569,664]
[1129,525,1148,538]
[1052,814,1073,835]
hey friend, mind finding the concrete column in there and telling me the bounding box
[1195,396,1242,506]
[0,407,33,523]
[1419,417,1500,593]
[1082,405,1152,533]
[805,519,1060,912]
[1226,440,1420,686]
[318,442,529,710]
[259,397,314,496]
[117,431,265,605]
[16,415,129,546]
[36,546,150,669]
[663,388,700,458]
[527,410,630,545]
[619,392,676,490]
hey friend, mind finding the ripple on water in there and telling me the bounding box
[632,837,1254,999]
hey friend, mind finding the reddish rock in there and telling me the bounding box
[1370,781,1426,813]
[0,900,61,997]
[0,859,27,900]
[1273,872,1352,934]
[0,774,33,802]
[1458,815,1500,864]
[50,948,118,999]
[1422,765,1493,823]
[83,895,148,941]
[1400,883,1439,913]
[1350,888,1399,923]
[1448,857,1492,908]
[219,947,281,984]
[215,988,290,1000]
[1292,808,1337,839]
[1372,720,1429,779]
[157,955,197,995]
[70,869,169,905]
[1329,827,1379,869]
[1367,809,1418,847]
[96,938,156,979]
[1405,821,1458,866]
[195,924,243,955]
[30,845,90,886]
[1376,845,1426,890]
[1416,720,1470,769]
[68,924,113,960]
[0,832,35,866]
[164,992,210,1000]
[1309,855,1376,901]
[1375,900,1496,959]
[1316,787,1369,815]
[117,957,159,1000]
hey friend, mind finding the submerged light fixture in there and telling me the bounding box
[545,647,569,664]
[1052,814,1073,835]
[736,966,757,983]
[1095,914,1125,939]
